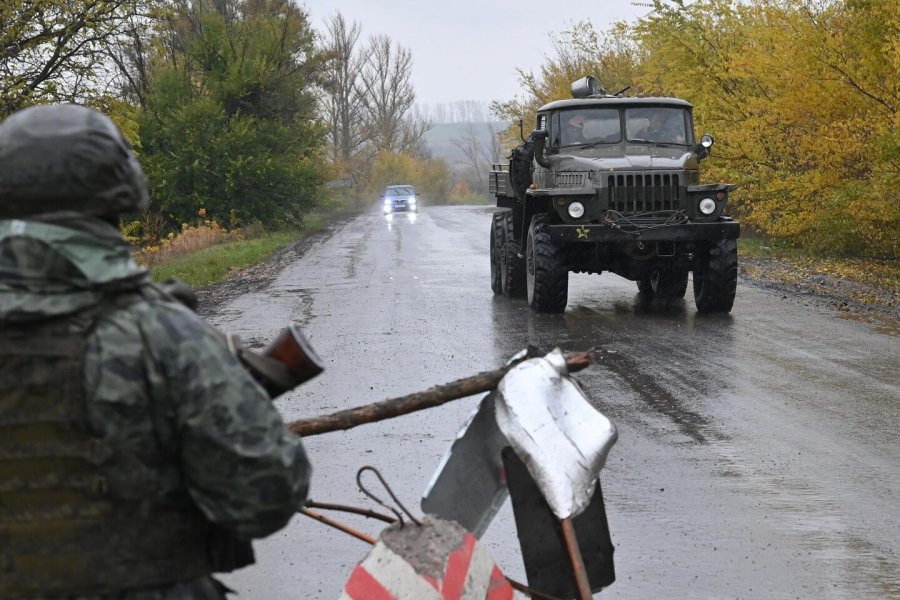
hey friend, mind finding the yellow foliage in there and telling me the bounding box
[134,219,234,267]
[366,151,451,205]
[492,21,640,148]
[490,0,900,256]
[629,0,900,256]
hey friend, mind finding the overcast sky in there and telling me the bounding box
[304,1,653,111]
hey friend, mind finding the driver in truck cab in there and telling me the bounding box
[562,112,588,145]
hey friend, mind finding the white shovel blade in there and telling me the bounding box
[494,348,617,520]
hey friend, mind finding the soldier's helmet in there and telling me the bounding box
[0,104,149,219]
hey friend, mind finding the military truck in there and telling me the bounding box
[489,76,739,314]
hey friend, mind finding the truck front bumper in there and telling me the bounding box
[549,220,740,243]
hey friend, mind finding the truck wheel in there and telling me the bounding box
[500,212,526,298]
[637,268,689,300]
[693,239,738,313]
[526,214,568,313]
[490,213,503,295]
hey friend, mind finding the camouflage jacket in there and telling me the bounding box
[0,215,312,599]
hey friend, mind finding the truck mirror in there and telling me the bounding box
[532,129,549,140]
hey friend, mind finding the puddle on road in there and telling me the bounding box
[344,224,375,279]
[269,286,315,326]
[836,310,900,337]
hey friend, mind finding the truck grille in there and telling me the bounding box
[555,172,586,187]
[606,173,681,213]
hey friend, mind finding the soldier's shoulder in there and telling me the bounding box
[97,294,224,355]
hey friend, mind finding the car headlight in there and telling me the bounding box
[699,198,716,215]
[409,196,416,203]
[567,201,585,219]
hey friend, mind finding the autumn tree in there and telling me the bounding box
[491,20,640,147]
[357,34,431,156]
[493,2,897,257]
[314,28,436,208]
[320,12,367,168]
[426,100,491,124]
[0,0,149,116]
[633,0,899,256]
[138,0,327,228]
[452,122,502,194]
[366,151,451,204]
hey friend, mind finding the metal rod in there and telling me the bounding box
[561,517,593,600]
[299,507,377,545]
[305,500,397,524]
[356,465,421,527]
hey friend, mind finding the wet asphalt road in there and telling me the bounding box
[212,205,900,599]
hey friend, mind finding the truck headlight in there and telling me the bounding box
[568,201,585,218]
[699,198,716,215]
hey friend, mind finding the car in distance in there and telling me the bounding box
[382,184,418,214]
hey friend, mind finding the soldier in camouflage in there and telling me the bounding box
[0,104,312,599]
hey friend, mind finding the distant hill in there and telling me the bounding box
[423,121,510,168]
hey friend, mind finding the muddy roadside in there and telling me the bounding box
[194,216,355,318]
[739,257,898,326]
[194,215,898,328]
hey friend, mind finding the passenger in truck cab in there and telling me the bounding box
[635,111,685,144]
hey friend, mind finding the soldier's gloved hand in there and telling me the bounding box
[160,277,198,311]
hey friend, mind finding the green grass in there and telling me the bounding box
[149,214,326,288]
[738,237,804,259]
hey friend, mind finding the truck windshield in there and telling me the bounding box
[625,107,689,145]
[556,108,621,147]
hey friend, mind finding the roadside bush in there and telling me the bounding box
[139,78,324,230]
[136,0,326,232]
[448,181,490,205]
[366,151,452,206]
[134,209,235,267]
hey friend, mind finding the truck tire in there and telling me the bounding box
[500,212,526,298]
[637,268,689,300]
[526,213,568,313]
[693,239,738,313]
[490,213,503,295]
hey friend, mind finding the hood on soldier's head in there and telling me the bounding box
[0,104,149,220]
[0,214,148,323]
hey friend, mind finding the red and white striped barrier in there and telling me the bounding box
[339,517,523,600]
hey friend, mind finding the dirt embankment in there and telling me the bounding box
[739,258,898,324]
